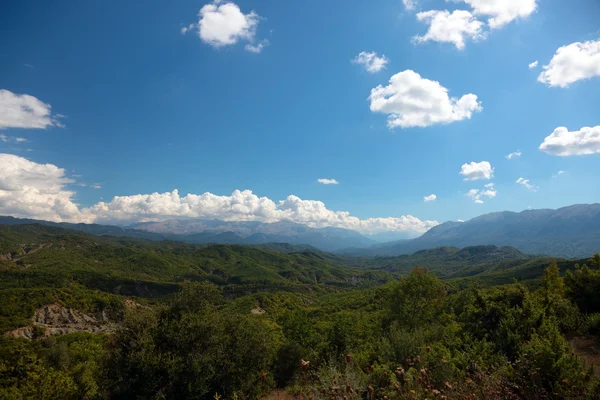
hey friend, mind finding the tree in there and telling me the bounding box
[389,267,447,329]
[105,282,283,399]
[543,262,565,298]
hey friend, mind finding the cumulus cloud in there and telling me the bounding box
[413,10,485,50]
[0,154,438,236]
[539,126,600,156]
[457,0,537,29]
[183,1,261,49]
[0,89,62,130]
[460,161,494,180]
[0,153,80,222]
[538,39,600,87]
[528,60,538,69]
[403,0,416,11]
[466,183,496,204]
[424,194,437,202]
[553,170,565,178]
[369,70,482,128]
[88,190,438,235]
[352,51,389,73]
[516,177,536,191]
[506,151,521,159]
[317,178,339,185]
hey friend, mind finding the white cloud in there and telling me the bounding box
[184,1,260,49]
[538,39,600,87]
[180,23,195,35]
[0,153,80,222]
[88,191,438,235]
[466,183,496,204]
[91,184,102,189]
[467,189,484,204]
[0,89,62,130]
[317,178,339,185]
[528,60,538,69]
[0,134,29,144]
[506,151,521,159]
[244,39,269,53]
[413,10,485,50]
[352,51,389,73]
[553,170,565,178]
[424,194,437,202]
[457,0,537,29]
[403,0,416,11]
[0,154,438,236]
[460,161,494,180]
[369,70,482,128]
[516,177,536,191]
[539,126,600,156]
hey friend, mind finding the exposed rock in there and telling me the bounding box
[4,303,118,340]
[250,307,266,315]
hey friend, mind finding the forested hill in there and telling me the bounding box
[0,224,390,289]
[3,223,600,398]
[344,203,600,258]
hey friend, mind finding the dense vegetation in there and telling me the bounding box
[1,224,599,399]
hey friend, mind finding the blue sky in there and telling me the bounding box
[1,0,599,236]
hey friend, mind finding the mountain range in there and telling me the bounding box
[343,203,600,258]
[1,203,598,257]
[0,216,375,251]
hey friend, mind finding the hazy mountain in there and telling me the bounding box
[343,204,600,258]
[0,216,375,252]
[130,219,376,251]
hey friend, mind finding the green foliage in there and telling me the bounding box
[0,334,106,399]
[105,282,284,399]
[2,223,600,399]
[565,262,600,314]
[389,267,447,329]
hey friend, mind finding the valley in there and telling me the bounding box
[1,218,599,399]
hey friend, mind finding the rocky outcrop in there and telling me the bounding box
[4,303,118,339]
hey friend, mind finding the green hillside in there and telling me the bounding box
[2,223,600,399]
[0,224,390,332]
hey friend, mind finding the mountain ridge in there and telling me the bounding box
[343,203,600,258]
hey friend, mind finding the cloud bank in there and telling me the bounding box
[0,153,438,236]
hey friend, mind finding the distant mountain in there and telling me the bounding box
[343,204,600,258]
[0,216,375,252]
[0,216,167,241]
[129,219,376,251]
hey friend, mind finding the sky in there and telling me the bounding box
[1,0,600,238]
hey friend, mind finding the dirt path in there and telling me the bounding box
[570,336,600,376]
[261,391,298,400]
